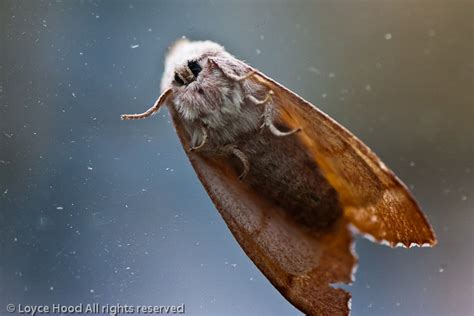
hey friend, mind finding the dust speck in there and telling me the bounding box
[309,66,320,74]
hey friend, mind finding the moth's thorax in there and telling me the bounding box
[161,39,264,146]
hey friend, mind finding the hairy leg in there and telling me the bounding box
[221,145,250,180]
[248,90,301,137]
[231,146,250,180]
[263,100,301,137]
[189,125,208,152]
[121,88,173,120]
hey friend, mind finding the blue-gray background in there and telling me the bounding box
[1,1,472,315]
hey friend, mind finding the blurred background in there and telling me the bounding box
[1,1,472,315]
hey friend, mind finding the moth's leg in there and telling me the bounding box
[121,88,172,120]
[264,102,302,137]
[248,91,301,137]
[189,125,208,152]
[222,145,250,180]
[232,147,250,180]
[208,57,256,82]
[246,90,274,105]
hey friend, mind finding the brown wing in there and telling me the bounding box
[249,70,436,248]
[169,105,356,316]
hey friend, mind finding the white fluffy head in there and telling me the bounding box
[160,38,226,91]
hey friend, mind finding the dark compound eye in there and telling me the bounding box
[174,72,184,86]
[187,60,202,78]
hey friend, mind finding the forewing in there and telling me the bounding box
[168,105,356,316]
[248,69,436,248]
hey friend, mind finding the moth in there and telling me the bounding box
[121,39,436,316]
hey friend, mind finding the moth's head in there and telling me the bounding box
[160,38,226,91]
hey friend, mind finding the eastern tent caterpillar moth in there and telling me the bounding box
[121,39,436,316]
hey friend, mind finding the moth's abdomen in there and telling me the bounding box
[236,131,343,230]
